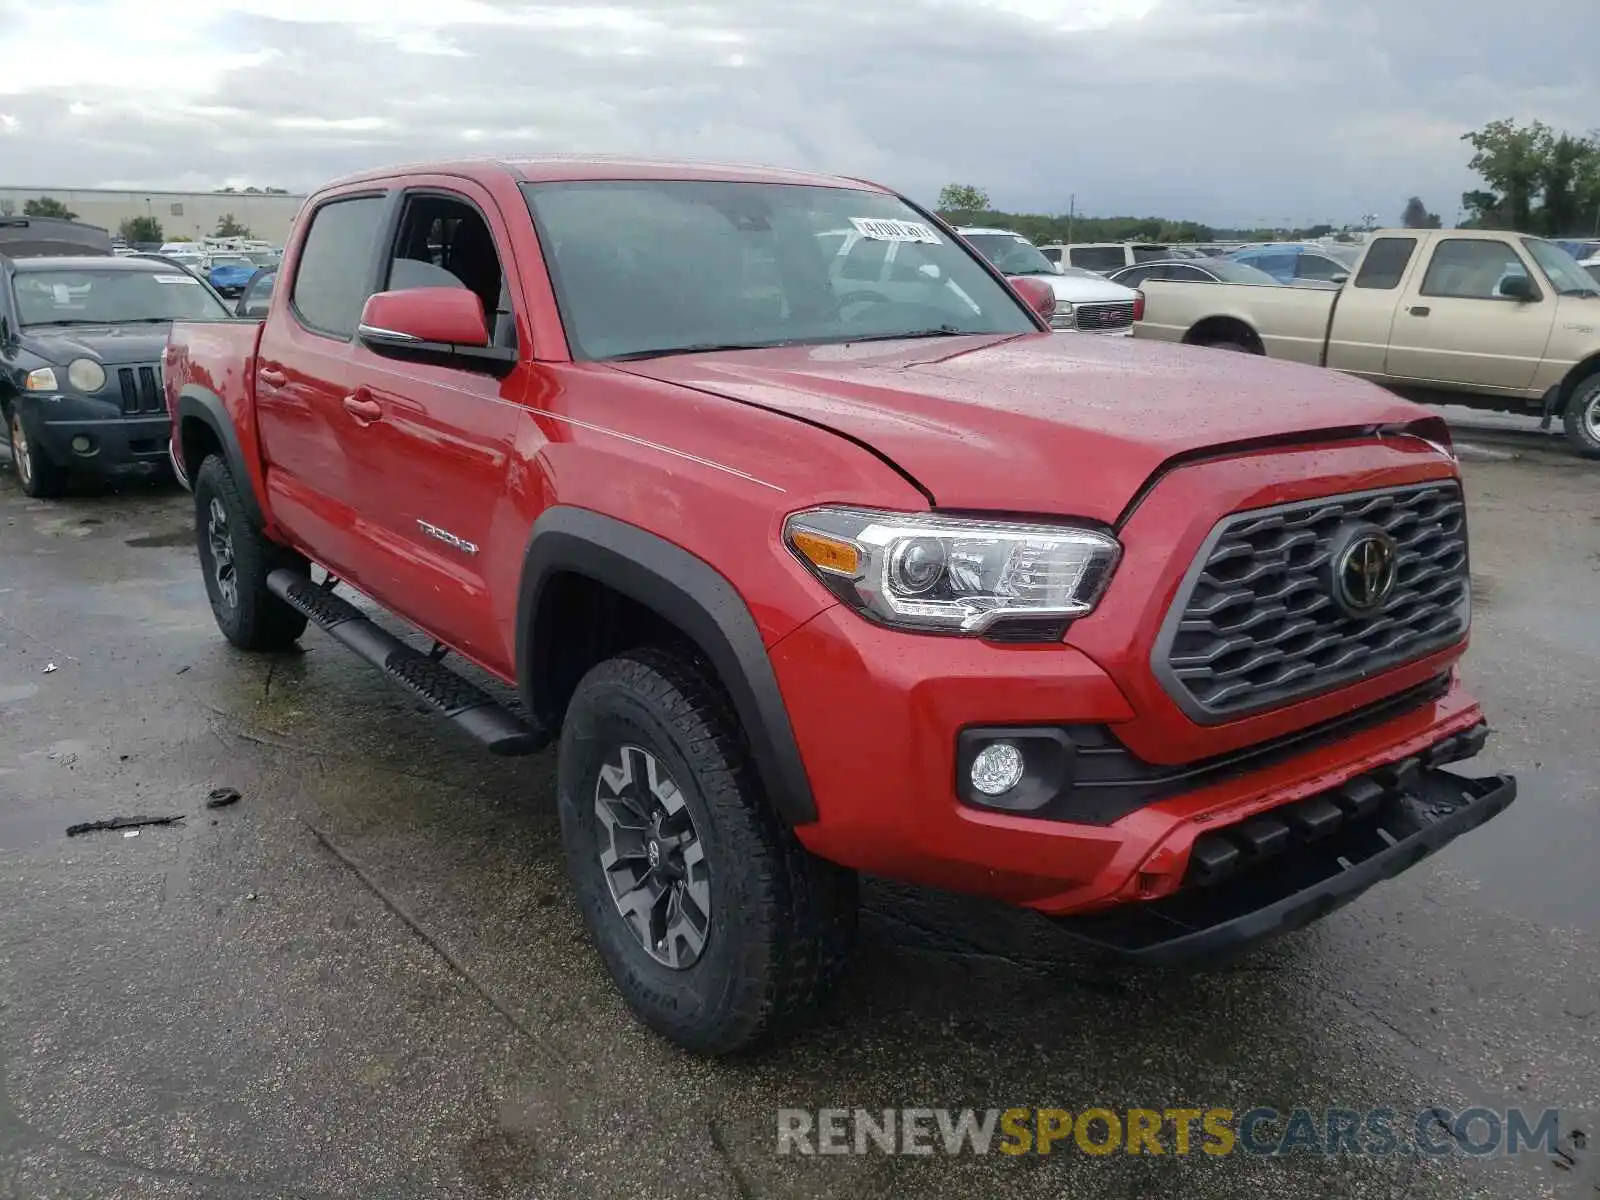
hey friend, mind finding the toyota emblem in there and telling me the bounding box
[1331,527,1399,616]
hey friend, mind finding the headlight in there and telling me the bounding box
[23,367,58,391]
[784,506,1121,637]
[66,358,106,393]
[1049,302,1076,330]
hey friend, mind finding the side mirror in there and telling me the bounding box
[1008,275,1057,322]
[359,287,490,348]
[1497,273,1536,302]
[1330,272,1350,285]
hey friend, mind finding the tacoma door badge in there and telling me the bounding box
[417,520,479,556]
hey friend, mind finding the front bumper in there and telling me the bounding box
[771,605,1493,916]
[1053,768,1516,962]
[18,393,171,476]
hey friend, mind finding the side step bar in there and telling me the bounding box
[266,569,548,757]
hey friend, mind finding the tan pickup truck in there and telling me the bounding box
[1133,229,1600,456]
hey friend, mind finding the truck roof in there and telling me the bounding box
[318,156,889,194]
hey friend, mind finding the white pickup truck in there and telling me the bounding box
[1133,228,1600,456]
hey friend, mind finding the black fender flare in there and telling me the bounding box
[175,386,265,528]
[516,507,818,827]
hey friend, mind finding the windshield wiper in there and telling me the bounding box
[23,319,114,327]
[606,339,806,362]
[844,326,976,343]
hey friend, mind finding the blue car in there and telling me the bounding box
[205,253,258,298]
[1228,243,1358,285]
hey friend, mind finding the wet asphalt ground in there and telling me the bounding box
[1,410,1596,1199]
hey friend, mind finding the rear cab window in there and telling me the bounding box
[290,195,389,338]
[1353,238,1417,290]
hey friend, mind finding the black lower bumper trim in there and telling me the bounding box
[1052,768,1516,964]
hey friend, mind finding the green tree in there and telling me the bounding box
[118,216,164,244]
[1460,119,1600,234]
[214,213,253,238]
[23,197,77,220]
[1401,197,1442,229]
[936,184,991,219]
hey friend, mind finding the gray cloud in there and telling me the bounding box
[1,0,1596,226]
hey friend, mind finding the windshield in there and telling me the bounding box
[14,268,233,326]
[1207,260,1284,284]
[522,181,1036,360]
[1523,238,1600,296]
[960,233,1058,276]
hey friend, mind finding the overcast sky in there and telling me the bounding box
[1,0,1596,226]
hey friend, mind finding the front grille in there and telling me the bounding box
[117,364,164,415]
[1155,482,1469,722]
[1073,301,1135,331]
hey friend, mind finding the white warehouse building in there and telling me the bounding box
[0,186,306,245]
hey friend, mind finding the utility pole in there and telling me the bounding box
[1067,193,1075,246]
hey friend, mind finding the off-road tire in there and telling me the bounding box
[5,403,69,499]
[558,648,858,1055]
[193,454,308,651]
[1562,374,1600,459]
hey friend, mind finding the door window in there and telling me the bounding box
[384,193,516,348]
[1353,238,1416,290]
[1114,266,1157,286]
[290,195,387,337]
[1420,240,1539,301]
[1295,253,1347,282]
[1166,265,1210,282]
[237,268,276,318]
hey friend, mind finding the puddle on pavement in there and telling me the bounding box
[1435,765,1600,927]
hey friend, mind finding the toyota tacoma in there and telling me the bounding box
[164,158,1515,1055]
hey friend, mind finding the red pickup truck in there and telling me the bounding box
[164,157,1514,1055]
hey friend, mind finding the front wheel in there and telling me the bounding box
[6,405,68,498]
[193,454,308,650]
[557,649,858,1055]
[1562,375,1600,459]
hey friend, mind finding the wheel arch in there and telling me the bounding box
[1555,351,1600,414]
[1183,315,1265,351]
[175,386,265,527]
[516,507,818,827]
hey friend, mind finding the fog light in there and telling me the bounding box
[71,435,93,455]
[970,741,1025,796]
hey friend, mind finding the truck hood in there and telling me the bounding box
[615,332,1429,523]
[1031,272,1140,304]
[22,325,172,366]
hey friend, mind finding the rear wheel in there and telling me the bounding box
[558,649,858,1055]
[193,454,308,650]
[1562,375,1600,459]
[6,405,68,498]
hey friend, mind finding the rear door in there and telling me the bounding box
[1383,237,1556,391]
[255,190,391,584]
[342,179,529,669]
[1324,236,1415,377]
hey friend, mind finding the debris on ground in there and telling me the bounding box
[42,662,57,674]
[65,814,185,837]
[205,787,242,810]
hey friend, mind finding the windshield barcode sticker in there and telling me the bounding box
[849,217,941,245]
[154,275,199,284]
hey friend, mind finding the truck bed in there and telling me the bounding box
[1134,279,1339,365]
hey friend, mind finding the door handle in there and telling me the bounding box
[342,394,383,424]
[258,367,286,387]
[1408,306,1431,317]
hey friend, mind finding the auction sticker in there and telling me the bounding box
[154,274,200,284]
[849,217,942,244]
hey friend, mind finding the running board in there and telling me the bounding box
[266,569,547,756]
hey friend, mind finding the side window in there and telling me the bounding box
[1131,245,1170,263]
[1353,238,1416,290]
[838,238,888,282]
[1071,246,1127,272]
[1116,266,1156,287]
[1420,240,1537,300]
[238,269,276,318]
[290,195,387,337]
[1039,247,1062,263]
[1167,266,1208,282]
[384,192,514,347]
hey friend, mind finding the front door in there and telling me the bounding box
[342,180,531,672]
[1384,237,1556,391]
